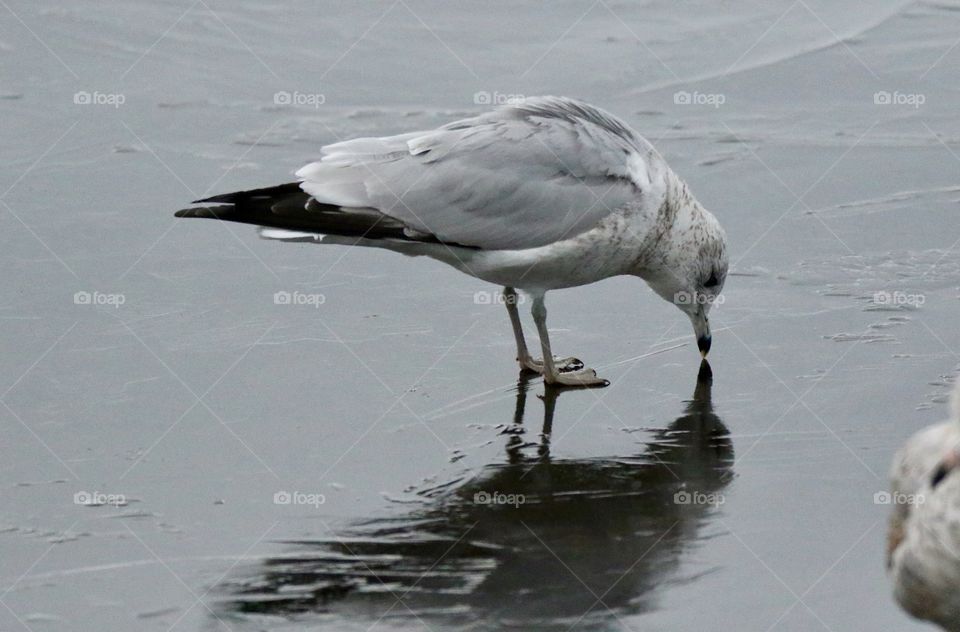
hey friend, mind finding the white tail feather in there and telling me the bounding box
[258,228,322,242]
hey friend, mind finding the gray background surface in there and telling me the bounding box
[2,1,958,630]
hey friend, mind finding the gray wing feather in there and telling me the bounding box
[297,97,656,250]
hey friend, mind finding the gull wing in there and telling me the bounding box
[296,96,662,250]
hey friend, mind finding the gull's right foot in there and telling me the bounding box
[519,355,584,374]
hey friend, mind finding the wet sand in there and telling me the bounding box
[2,1,958,630]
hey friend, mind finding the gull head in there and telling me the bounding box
[681,245,727,358]
[927,381,960,488]
[637,199,727,358]
[886,379,960,570]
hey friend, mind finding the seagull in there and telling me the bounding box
[887,380,960,631]
[176,96,727,387]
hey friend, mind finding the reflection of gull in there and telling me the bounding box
[177,97,727,387]
[219,361,732,629]
[887,380,960,631]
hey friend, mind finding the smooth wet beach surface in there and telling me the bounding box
[3,1,960,630]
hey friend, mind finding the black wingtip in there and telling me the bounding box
[174,205,234,219]
[191,193,232,204]
[190,182,304,206]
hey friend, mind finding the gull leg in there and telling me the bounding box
[504,287,535,370]
[504,287,582,374]
[530,294,608,388]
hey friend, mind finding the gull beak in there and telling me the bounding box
[698,334,712,358]
[691,307,711,358]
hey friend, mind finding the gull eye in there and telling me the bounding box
[932,463,951,488]
[704,272,719,288]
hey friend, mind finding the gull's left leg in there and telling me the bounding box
[503,287,582,374]
[530,294,608,388]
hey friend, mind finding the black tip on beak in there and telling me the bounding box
[697,335,712,358]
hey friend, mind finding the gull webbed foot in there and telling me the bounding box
[544,367,610,388]
[518,355,584,374]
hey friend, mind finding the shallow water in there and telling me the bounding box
[2,1,959,630]
[219,365,730,631]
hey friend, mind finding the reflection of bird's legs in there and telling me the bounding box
[530,294,608,388]
[503,287,583,374]
[537,387,558,460]
[505,376,532,464]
